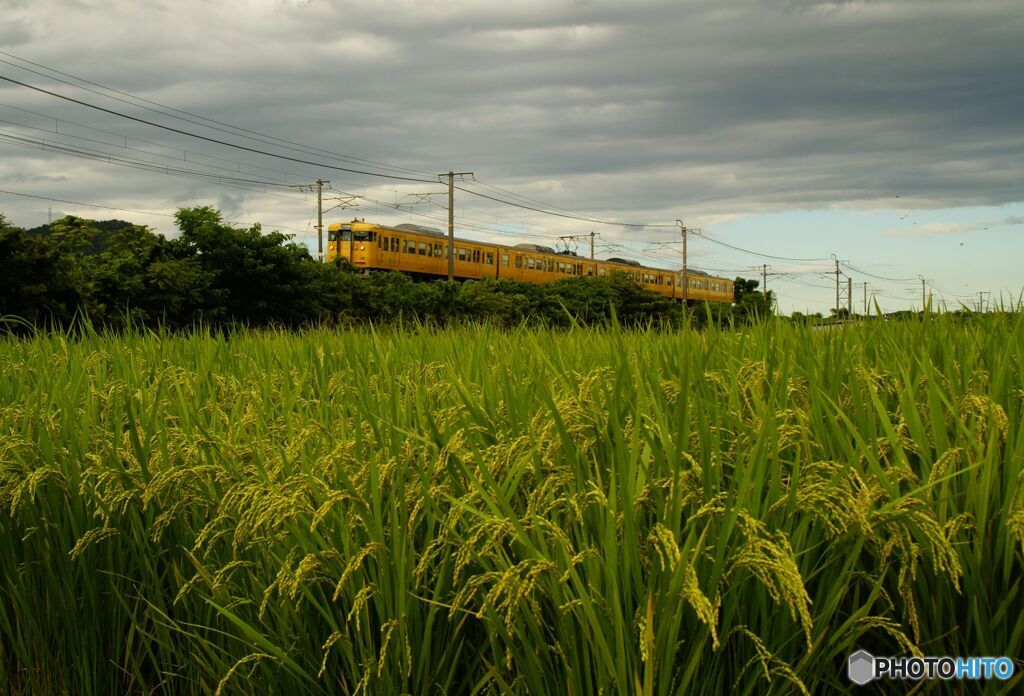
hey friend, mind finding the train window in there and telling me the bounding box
[434,244,442,257]
[391,238,398,252]
[407,240,416,254]
[401,239,408,253]
[515,255,522,269]
[486,252,494,265]
[472,249,480,263]
[458,247,466,261]
[502,252,509,266]
[353,230,374,242]
[417,242,426,255]
[527,257,535,270]
[587,267,593,276]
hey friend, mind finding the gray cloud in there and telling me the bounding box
[0,0,1022,238]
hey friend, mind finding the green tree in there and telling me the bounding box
[173,206,330,326]
[732,277,774,323]
[0,213,90,328]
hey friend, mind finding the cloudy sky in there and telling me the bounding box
[2,0,1022,314]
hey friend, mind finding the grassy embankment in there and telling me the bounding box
[1,316,1022,694]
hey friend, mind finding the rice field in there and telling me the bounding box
[1,316,1022,694]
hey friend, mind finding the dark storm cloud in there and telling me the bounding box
[1,0,1022,231]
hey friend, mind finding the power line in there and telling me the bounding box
[0,100,307,182]
[840,261,917,283]
[0,51,434,179]
[0,74,436,184]
[0,130,309,201]
[688,230,832,262]
[0,130,286,189]
[453,184,677,228]
[0,114,306,189]
[0,56,725,235]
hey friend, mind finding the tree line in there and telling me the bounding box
[1,206,772,332]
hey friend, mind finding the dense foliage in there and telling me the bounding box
[1,317,1022,694]
[1,208,763,331]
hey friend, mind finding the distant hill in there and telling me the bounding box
[23,219,139,255]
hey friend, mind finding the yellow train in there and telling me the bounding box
[326,220,734,304]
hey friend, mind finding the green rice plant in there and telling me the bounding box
[0,314,1021,694]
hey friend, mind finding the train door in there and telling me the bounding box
[328,225,353,263]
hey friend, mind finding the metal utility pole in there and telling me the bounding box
[863,282,869,317]
[316,179,324,263]
[847,276,853,316]
[833,255,840,317]
[440,171,473,281]
[590,231,595,260]
[290,179,329,262]
[977,291,990,313]
[749,264,772,300]
[676,220,689,305]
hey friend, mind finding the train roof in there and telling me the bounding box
[514,243,557,254]
[393,223,446,238]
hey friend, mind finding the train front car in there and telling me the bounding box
[327,221,381,269]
